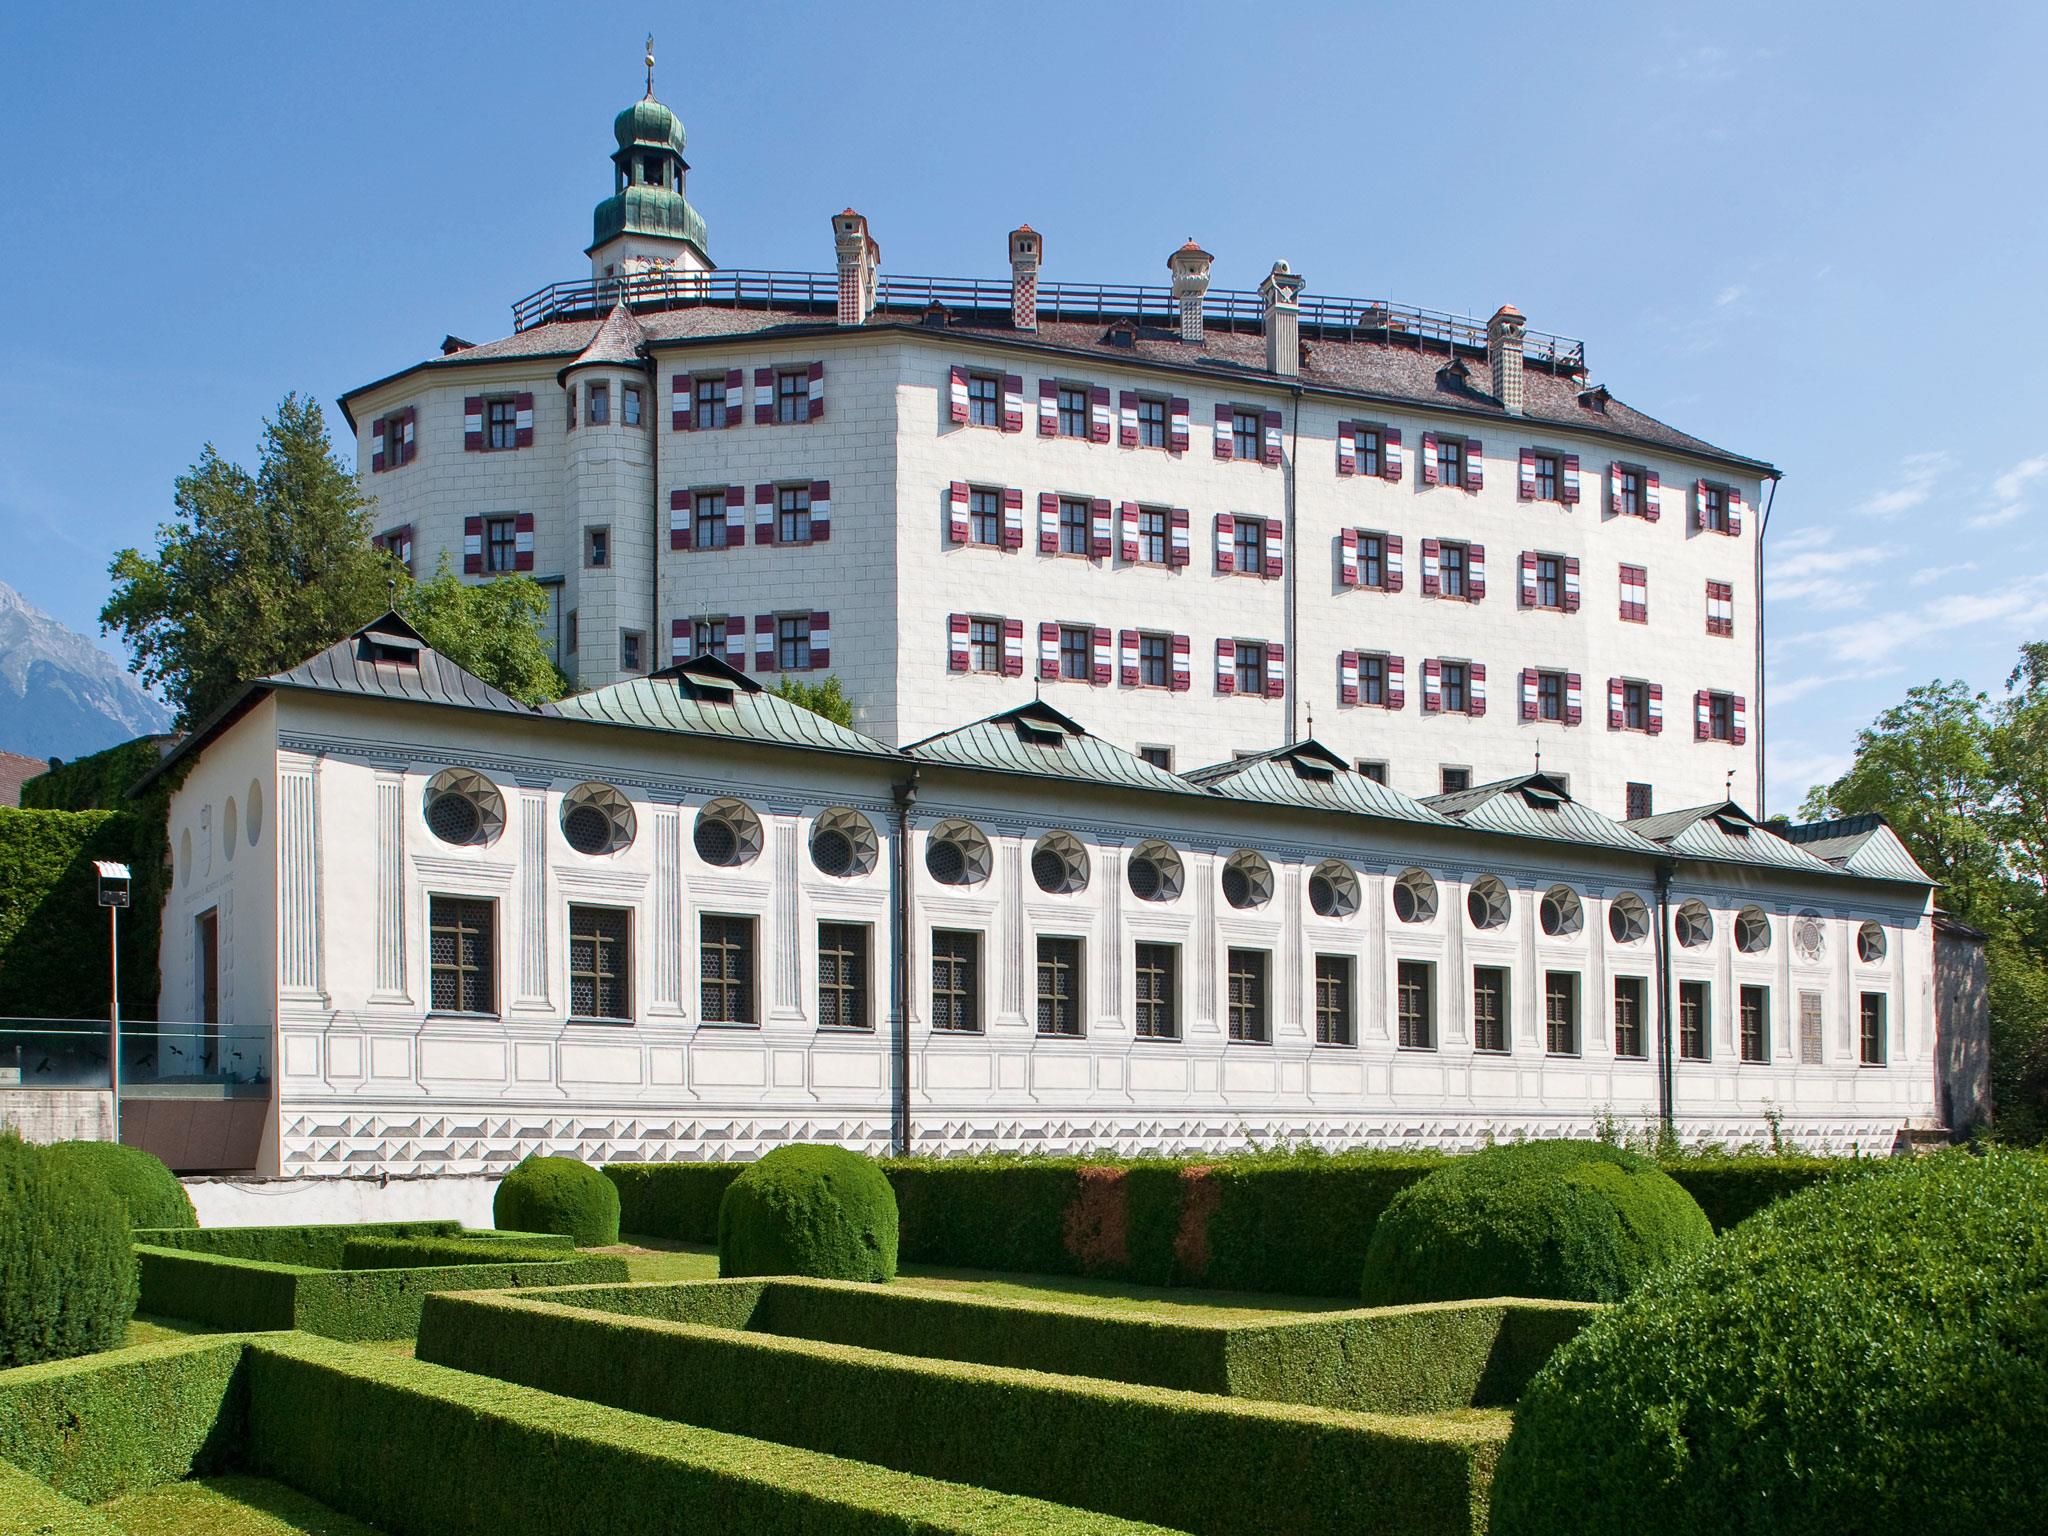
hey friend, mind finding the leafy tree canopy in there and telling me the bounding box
[772,674,856,728]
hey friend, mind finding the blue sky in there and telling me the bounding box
[2,2,2043,811]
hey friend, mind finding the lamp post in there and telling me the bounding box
[94,861,131,1145]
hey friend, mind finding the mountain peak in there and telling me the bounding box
[0,580,172,759]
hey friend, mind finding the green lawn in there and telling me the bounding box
[605,1240,1360,1324]
[98,1476,383,1536]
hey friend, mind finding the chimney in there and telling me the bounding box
[1167,239,1213,344]
[1008,225,1042,331]
[1488,304,1527,415]
[833,209,877,326]
[1259,260,1304,377]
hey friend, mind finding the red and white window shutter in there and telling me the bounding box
[1565,672,1582,726]
[1519,550,1539,607]
[1169,398,1189,453]
[1170,634,1191,692]
[1038,492,1059,553]
[1420,432,1439,486]
[1266,641,1286,698]
[754,483,776,544]
[1337,423,1358,477]
[1169,508,1191,567]
[1733,695,1748,745]
[724,368,745,428]
[1119,629,1140,687]
[1387,655,1407,710]
[1520,668,1539,721]
[1518,447,1538,500]
[1607,678,1626,731]
[1038,622,1059,680]
[1386,534,1405,592]
[1694,690,1711,740]
[1422,538,1442,597]
[947,614,971,672]
[1118,391,1138,448]
[513,512,534,571]
[1608,462,1626,517]
[1339,651,1359,705]
[1561,454,1580,503]
[809,480,832,542]
[947,482,971,544]
[1002,487,1024,550]
[1422,658,1443,713]
[808,362,826,422]
[1469,543,1488,602]
[1002,374,1023,433]
[1382,427,1404,483]
[1727,487,1745,536]
[1092,626,1113,686]
[464,396,484,451]
[754,368,775,425]
[1037,378,1058,436]
[1000,620,1022,677]
[1644,470,1662,521]
[948,365,970,425]
[462,515,483,574]
[1089,499,1113,559]
[1340,528,1359,586]
[1620,564,1649,623]
[809,611,831,667]
[1563,556,1582,612]
[668,490,691,549]
[1214,512,1236,573]
[724,616,747,670]
[1090,387,1112,443]
[1213,403,1234,460]
[1465,440,1485,494]
[754,614,776,671]
[1215,638,1235,693]
[1262,410,1284,466]
[1119,503,1140,562]
[1648,683,1664,734]
[1470,662,1488,717]
[672,377,692,432]
[724,485,746,549]
[1706,580,1735,636]
[1263,520,1284,578]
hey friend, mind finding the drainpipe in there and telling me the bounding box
[891,772,919,1155]
[1654,861,1676,1136]
[1754,472,1781,815]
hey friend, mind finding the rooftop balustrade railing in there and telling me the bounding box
[0,1021,271,1092]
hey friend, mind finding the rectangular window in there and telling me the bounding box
[693,375,724,429]
[969,618,1002,673]
[1137,506,1168,565]
[1357,759,1388,784]
[931,930,981,1032]
[1037,936,1084,1037]
[1234,641,1267,696]
[1546,972,1580,1056]
[1623,680,1647,730]
[1536,554,1564,609]
[817,922,870,1029]
[623,385,643,427]
[1137,395,1168,448]
[777,614,812,671]
[1058,624,1091,681]
[1353,425,1382,478]
[1860,992,1887,1065]
[1614,976,1647,1058]
[1232,408,1262,461]
[1740,984,1770,1063]
[585,526,610,569]
[1437,436,1465,488]
[1708,691,1735,741]
[699,914,756,1024]
[1799,990,1824,1065]
[587,382,609,425]
[1679,980,1710,1061]
[968,372,1001,428]
[568,905,631,1022]
[1441,661,1470,714]
[485,515,517,573]
[1233,516,1266,574]
[1315,954,1355,1046]
[1535,452,1560,501]
[382,417,407,464]
[1538,670,1564,722]
[1704,483,1729,532]
[1397,960,1435,1049]
[1227,948,1269,1042]
[1138,632,1170,688]
[1058,385,1088,438]
[1059,496,1091,556]
[428,897,496,1015]
[1138,744,1174,770]
[1359,531,1387,590]
[969,487,1002,546]
[776,484,812,543]
[1625,782,1653,822]
[775,369,807,424]
[1619,466,1642,517]
[1356,652,1388,707]
[694,490,726,548]
[690,616,726,655]
[620,629,644,673]
[1439,766,1471,794]
[1134,943,1179,1040]
[1473,966,1509,1054]
[1707,580,1735,637]
[1440,540,1469,599]
[487,397,518,450]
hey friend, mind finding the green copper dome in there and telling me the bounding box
[592,185,709,252]
[591,93,708,259]
[614,97,686,156]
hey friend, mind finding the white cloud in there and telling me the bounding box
[1796,580,2048,665]
[1967,503,2025,531]
[1909,561,1979,588]
[1766,528,1900,613]
[1858,450,1949,520]
[1767,675,1832,705]
[1967,452,2048,529]
[1765,746,1852,813]
[1714,284,1747,307]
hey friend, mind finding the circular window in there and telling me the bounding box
[562,782,635,856]
[1221,849,1274,910]
[810,808,878,878]
[693,797,762,867]
[246,779,264,847]
[1309,859,1360,918]
[223,798,238,863]
[1032,831,1090,895]
[1127,840,1184,902]
[1675,899,1714,948]
[1392,868,1439,924]
[925,819,991,886]
[1857,921,1888,963]
[1467,876,1511,930]
[178,828,191,887]
[1608,892,1650,945]
[1540,885,1583,938]
[1794,911,1826,963]
[423,769,504,848]
[1735,906,1772,954]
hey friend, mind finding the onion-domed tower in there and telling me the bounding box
[588,43,711,282]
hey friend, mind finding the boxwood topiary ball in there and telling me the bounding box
[1490,1149,2048,1536]
[1361,1139,1711,1305]
[45,1140,197,1229]
[493,1154,620,1247]
[0,1132,139,1367]
[718,1145,898,1282]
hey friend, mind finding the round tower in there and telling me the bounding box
[588,47,712,283]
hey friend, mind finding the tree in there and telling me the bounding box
[771,675,856,728]
[399,558,564,706]
[103,394,566,722]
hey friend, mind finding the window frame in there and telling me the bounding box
[1708,691,1735,741]
[693,375,724,429]
[1545,970,1580,1057]
[427,894,498,1017]
[585,525,610,570]
[1436,435,1465,489]
[775,369,808,425]
[1058,496,1092,557]
[1397,959,1436,1050]
[968,617,1003,674]
[586,381,610,426]
[1226,947,1270,1043]
[1232,515,1267,576]
[1473,965,1510,1055]
[1358,530,1387,591]
[619,629,645,674]
[567,903,633,1024]
[968,486,1003,547]
[1134,941,1179,1040]
[1440,661,1470,715]
[930,928,982,1033]
[1614,975,1647,1059]
[1357,759,1389,784]
[776,613,812,672]
[622,384,643,427]
[1353,424,1382,478]
[689,616,727,656]
[1536,669,1564,722]
[1439,766,1472,794]
[486,396,518,451]
[1136,506,1169,566]
[693,489,726,549]
[1859,991,1888,1066]
[1678,979,1710,1061]
[1137,631,1170,689]
[1136,394,1169,449]
[1036,935,1085,1037]
[1314,953,1355,1047]
[1233,640,1268,696]
[1534,451,1560,502]
[1057,624,1092,682]
[1623,680,1648,731]
[1535,553,1564,610]
[484,515,518,574]
[1231,407,1262,461]
[1739,983,1770,1063]
[967,371,1002,429]
[1439,539,1469,600]
[1057,384,1089,438]
[776,483,813,544]
[699,912,758,1025]
[1625,781,1654,822]
[817,920,872,1030]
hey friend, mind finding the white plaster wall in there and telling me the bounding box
[184,1171,499,1229]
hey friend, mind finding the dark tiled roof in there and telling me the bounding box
[1626,802,1841,874]
[0,750,47,807]
[1779,815,1934,884]
[906,700,1196,795]
[558,302,648,378]
[267,614,538,716]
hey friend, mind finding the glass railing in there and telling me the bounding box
[0,1021,272,1091]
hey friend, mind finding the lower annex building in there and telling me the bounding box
[141,615,1946,1177]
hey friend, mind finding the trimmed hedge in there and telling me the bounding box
[419,1289,1508,1536]
[1362,1141,1712,1305]
[719,1146,898,1282]
[0,809,162,1020]
[0,1134,138,1368]
[0,1335,249,1503]
[0,1458,125,1536]
[1659,1155,1839,1230]
[43,1141,195,1230]
[245,1332,1180,1535]
[1491,1149,2048,1535]
[131,1219,467,1269]
[494,1154,619,1246]
[606,1161,742,1243]
[338,1235,577,1270]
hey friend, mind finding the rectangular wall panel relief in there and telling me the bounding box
[652,806,683,1011]
[922,1052,992,1090]
[516,789,549,1008]
[774,818,802,1012]
[418,1038,509,1082]
[279,757,323,999]
[1280,864,1303,1035]
[373,772,407,999]
[812,1050,881,1089]
[1102,846,1123,1022]
[1002,841,1025,1017]
[559,1042,643,1085]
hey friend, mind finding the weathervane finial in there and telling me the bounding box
[645,34,656,98]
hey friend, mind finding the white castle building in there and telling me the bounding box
[135,81,1959,1178]
[342,82,1775,822]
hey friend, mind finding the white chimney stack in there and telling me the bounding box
[1168,239,1213,344]
[1008,225,1042,331]
[1260,260,1304,377]
[833,209,877,326]
[1488,304,1527,415]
